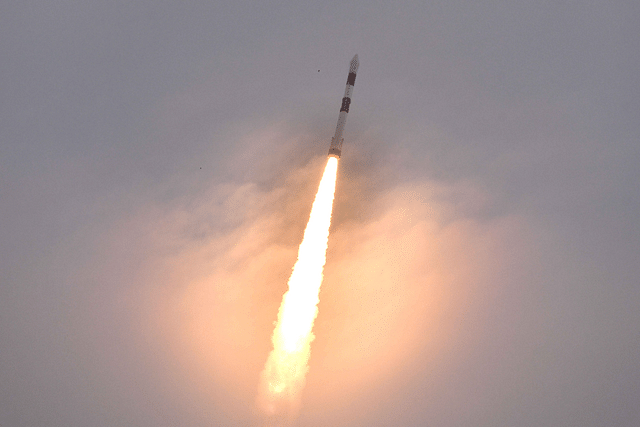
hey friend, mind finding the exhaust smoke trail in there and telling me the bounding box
[257,156,339,420]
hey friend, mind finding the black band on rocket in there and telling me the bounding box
[347,72,356,86]
[340,97,351,113]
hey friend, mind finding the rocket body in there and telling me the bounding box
[328,55,359,158]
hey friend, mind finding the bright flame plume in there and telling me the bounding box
[258,157,339,418]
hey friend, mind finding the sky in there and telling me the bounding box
[1,1,639,426]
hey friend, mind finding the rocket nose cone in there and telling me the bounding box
[350,54,359,73]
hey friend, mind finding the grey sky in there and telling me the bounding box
[1,1,639,426]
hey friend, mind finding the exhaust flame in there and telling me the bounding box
[258,157,339,418]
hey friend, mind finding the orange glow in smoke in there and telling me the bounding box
[258,157,339,415]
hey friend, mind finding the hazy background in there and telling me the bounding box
[2,1,639,426]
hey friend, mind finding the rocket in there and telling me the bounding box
[328,54,359,158]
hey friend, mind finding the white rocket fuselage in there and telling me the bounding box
[328,55,359,158]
